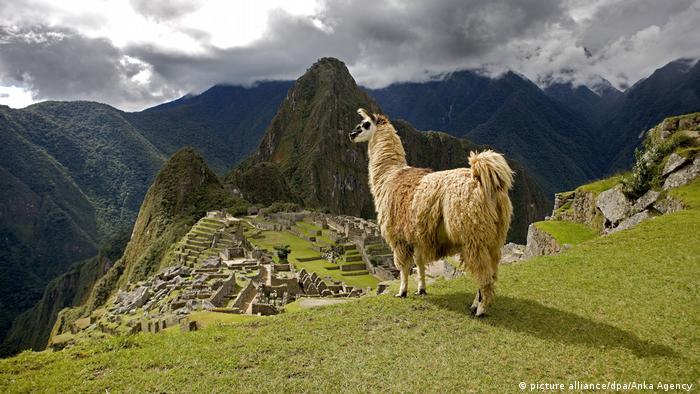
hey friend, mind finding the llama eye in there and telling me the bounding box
[363,122,370,129]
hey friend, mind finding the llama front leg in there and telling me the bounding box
[397,267,409,298]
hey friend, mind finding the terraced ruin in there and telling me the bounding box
[50,210,399,349]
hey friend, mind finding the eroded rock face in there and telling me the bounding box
[595,185,631,225]
[663,157,700,190]
[523,224,561,259]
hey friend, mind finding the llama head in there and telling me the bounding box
[349,108,378,143]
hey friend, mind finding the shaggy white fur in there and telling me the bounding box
[350,109,513,316]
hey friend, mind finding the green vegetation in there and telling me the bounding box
[534,220,599,245]
[622,116,698,198]
[576,174,624,194]
[246,225,379,289]
[2,180,699,391]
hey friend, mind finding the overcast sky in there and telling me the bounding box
[0,0,698,111]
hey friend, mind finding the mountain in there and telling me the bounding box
[543,80,622,128]
[0,84,288,352]
[229,58,549,242]
[0,148,239,355]
[366,71,602,195]
[117,147,237,286]
[0,239,123,356]
[598,58,700,170]
[126,82,292,174]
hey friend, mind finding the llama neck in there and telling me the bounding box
[367,125,407,197]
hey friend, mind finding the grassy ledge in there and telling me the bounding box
[1,180,699,392]
[534,220,599,245]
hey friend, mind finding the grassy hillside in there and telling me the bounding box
[2,180,697,392]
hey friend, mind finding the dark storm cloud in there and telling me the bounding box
[127,0,570,95]
[578,0,695,52]
[129,0,204,22]
[0,25,177,110]
[1,0,698,110]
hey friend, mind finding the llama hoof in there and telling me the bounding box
[395,291,407,298]
[474,304,487,317]
[414,289,427,296]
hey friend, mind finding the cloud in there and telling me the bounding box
[0,25,178,111]
[129,0,204,21]
[0,0,698,110]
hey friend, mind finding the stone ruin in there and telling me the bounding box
[72,210,371,338]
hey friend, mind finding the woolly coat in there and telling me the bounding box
[367,116,513,275]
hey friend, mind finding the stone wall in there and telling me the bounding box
[208,274,236,307]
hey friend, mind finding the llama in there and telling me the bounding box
[349,108,513,316]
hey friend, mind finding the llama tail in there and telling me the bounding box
[469,150,514,195]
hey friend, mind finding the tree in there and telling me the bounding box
[274,244,291,263]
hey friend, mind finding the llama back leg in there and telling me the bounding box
[393,248,412,298]
[461,249,496,317]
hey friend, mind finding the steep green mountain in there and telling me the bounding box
[0,85,286,352]
[0,114,99,343]
[599,58,700,170]
[366,71,601,195]
[229,58,549,242]
[0,237,125,356]
[126,82,292,174]
[92,148,238,307]
[0,102,165,349]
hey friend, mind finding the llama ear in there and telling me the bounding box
[357,108,370,119]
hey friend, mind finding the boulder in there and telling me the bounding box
[653,195,685,214]
[500,242,525,264]
[662,153,689,177]
[631,190,660,213]
[610,210,654,234]
[160,265,191,280]
[663,157,700,190]
[595,185,631,225]
[523,224,561,259]
[116,286,150,313]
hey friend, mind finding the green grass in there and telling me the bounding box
[2,180,699,392]
[534,220,599,245]
[246,228,378,289]
[576,174,624,194]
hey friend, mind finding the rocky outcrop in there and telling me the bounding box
[552,189,602,230]
[610,210,655,234]
[663,156,700,190]
[662,153,689,177]
[524,224,564,259]
[631,190,660,213]
[654,195,685,214]
[596,185,632,225]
